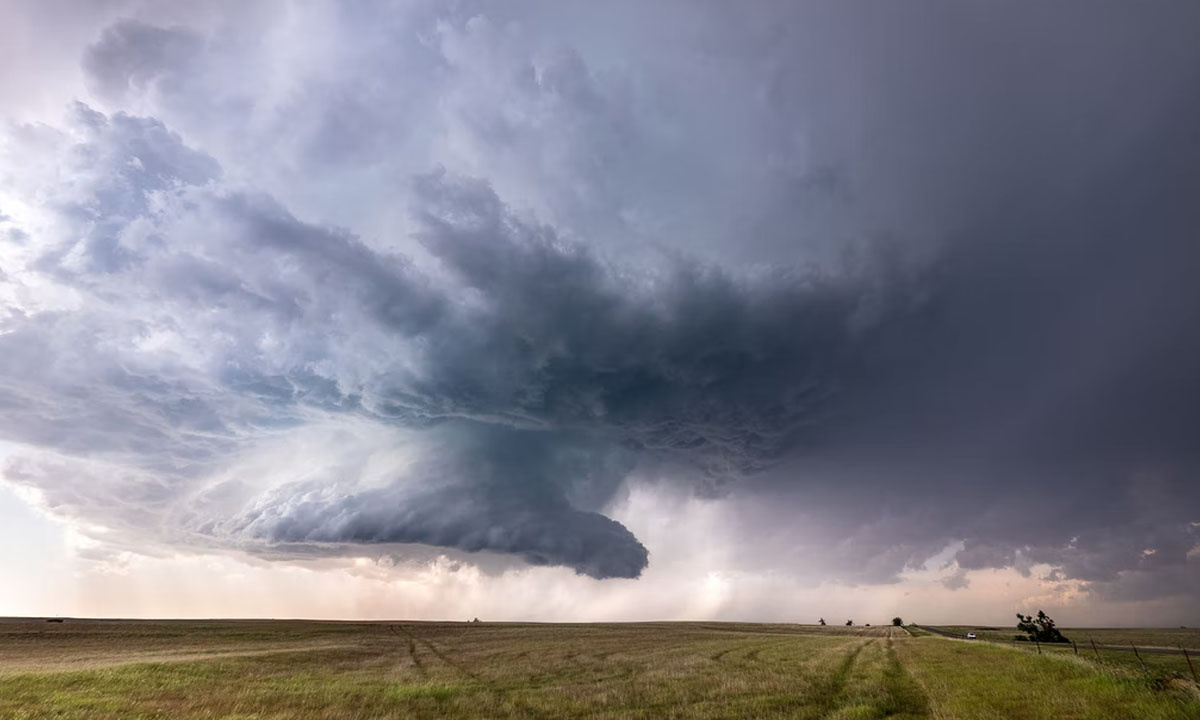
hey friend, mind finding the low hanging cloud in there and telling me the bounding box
[223,423,649,580]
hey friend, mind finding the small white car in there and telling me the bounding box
[966,632,977,639]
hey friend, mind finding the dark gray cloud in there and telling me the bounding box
[1,1,1198,609]
[0,104,887,579]
[405,170,892,482]
[224,422,647,579]
[84,20,202,103]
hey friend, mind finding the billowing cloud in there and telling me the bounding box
[0,103,888,579]
[0,1,1198,617]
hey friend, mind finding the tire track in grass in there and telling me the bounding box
[880,637,932,719]
[390,625,481,682]
[812,638,929,718]
[801,639,876,717]
[829,640,870,697]
[710,639,786,665]
[384,628,427,676]
[710,644,738,662]
[745,645,766,663]
[390,624,558,720]
[385,626,427,677]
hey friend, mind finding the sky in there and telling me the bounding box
[0,0,1198,626]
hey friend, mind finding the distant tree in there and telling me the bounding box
[865,623,871,627]
[845,619,853,626]
[1015,611,1069,643]
[892,617,903,626]
[818,618,826,626]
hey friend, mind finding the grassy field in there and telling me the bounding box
[0,619,1197,719]
[937,625,1200,649]
[934,625,1200,682]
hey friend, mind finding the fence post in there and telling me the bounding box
[1034,637,1041,655]
[1182,645,1197,684]
[1090,636,1101,661]
[1131,642,1148,675]
[1072,640,1078,656]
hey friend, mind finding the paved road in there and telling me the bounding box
[911,625,1198,656]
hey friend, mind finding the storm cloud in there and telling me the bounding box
[0,1,1198,612]
[0,102,891,578]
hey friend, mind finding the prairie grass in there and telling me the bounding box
[896,635,1200,720]
[0,620,1195,719]
[935,625,1200,681]
[939,625,1200,650]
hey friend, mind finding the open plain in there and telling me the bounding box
[1,619,1197,719]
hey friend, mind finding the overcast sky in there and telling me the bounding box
[1,0,1198,625]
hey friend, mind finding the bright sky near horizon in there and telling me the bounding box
[1,0,1198,625]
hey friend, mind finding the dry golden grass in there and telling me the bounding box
[0,620,1195,719]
